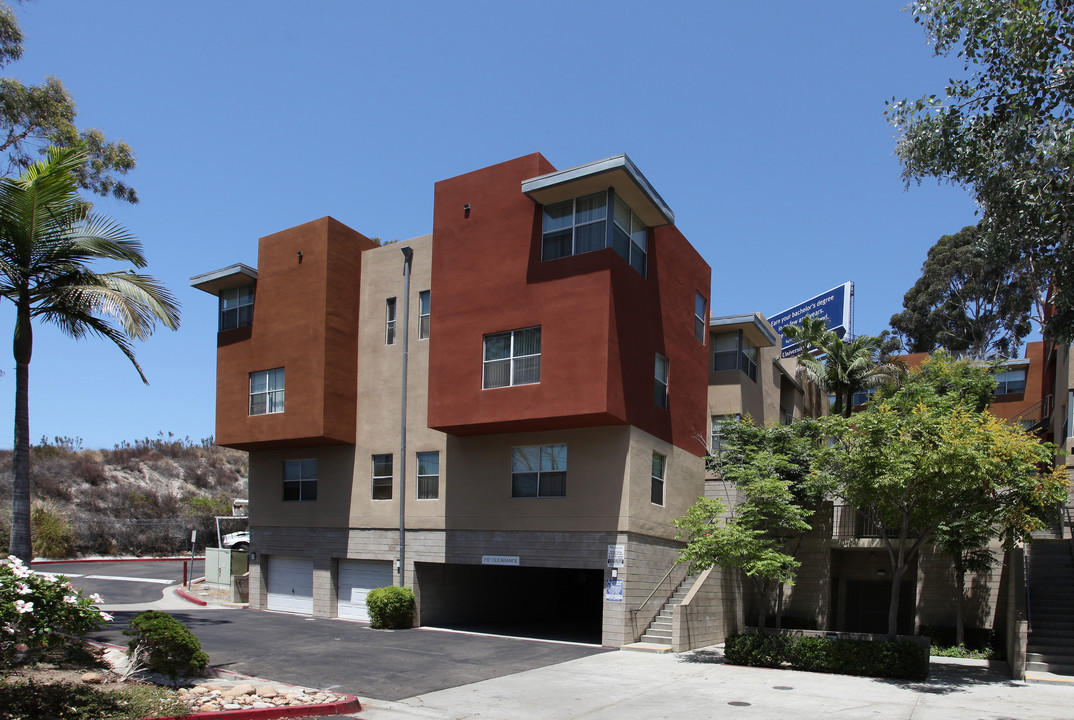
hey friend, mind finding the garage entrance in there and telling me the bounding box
[338,559,393,622]
[416,563,604,644]
[266,556,313,614]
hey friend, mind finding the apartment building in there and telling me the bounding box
[192,153,712,646]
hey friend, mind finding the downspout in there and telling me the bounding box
[398,246,413,587]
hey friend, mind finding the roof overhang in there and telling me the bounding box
[709,312,779,348]
[521,154,674,227]
[189,264,257,297]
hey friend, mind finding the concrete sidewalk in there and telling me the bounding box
[354,650,1074,720]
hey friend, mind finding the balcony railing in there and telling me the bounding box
[833,505,882,538]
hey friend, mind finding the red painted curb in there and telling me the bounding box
[34,557,204,565]
[142,694,362,720]
[176,580,209,606]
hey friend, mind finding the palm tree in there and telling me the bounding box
[783,316,902,418]
[0,146,179,562]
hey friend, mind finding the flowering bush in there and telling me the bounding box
[1,556,110,667]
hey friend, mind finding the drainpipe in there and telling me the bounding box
[398,246,413,587]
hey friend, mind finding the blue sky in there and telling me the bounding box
[0,1,979,450]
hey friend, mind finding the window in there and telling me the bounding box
[711,414,741,456]
[220,285,254,331]
[483,327,541,388]
[249,368,284,415]
[511,444,566,497]
[417,451,439,500]
[651,452,666,506]
[541,190,648,276]
[418,290,431,340]
[694,293,707,343]
[712,331,757,381]
[543,192,607,261]
[613,196,648,275]
[654,354,669,409]
[372,454,393,500]
[995,368,1027,394]
[283,459,317,502]
[385,298,397,345]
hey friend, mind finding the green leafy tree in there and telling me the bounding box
[0,2,137,201]
[782,316,904,418]
[676,419,830,630]
[0,146,180,563]
[891,225,1038,359]
[887,1,1074,340]
[821,353,1069,640]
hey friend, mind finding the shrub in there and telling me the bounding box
[724,632,929,680]
[366,586,415,629]
[124,611,209,686]
[31,500,76,558]
[1,555,110,668]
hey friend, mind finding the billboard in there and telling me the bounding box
[767,282,853,358]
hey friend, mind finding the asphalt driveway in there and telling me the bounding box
[90,608,609,701]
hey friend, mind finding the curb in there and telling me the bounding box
[176,579,209,606]
[144,694,362,720]
[34,557,205,565]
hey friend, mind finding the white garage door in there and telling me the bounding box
[338,560,393,622]
[266,556,313,614]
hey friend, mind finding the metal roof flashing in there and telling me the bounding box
[709,313,780,347]
[190,264,257,296]
[521,154,675,227]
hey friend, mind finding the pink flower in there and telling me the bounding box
[15,582,30,595]
[89,593,103,604]
[14,643,28,653]
[14,599,33,614]
[63,595,78,605]
[98,611,113,622]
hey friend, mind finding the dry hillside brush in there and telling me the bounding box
[0,434,248,557]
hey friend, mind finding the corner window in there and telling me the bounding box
[372,454,393,500]
[249,368,284,415]
[220,284,254,331]
[283,459,317,502]
[511,444,566,498]
[418,290,431,340]
[654,353,669,410]
[541,190,647,276]
[483,326,541,389]
[651,452,666,506]
[712,331,757,382]
[385,298,397,345]
[417,451,439,500]
[694,293,707,343]
[995,368,1026,394]
[613,196,647,275]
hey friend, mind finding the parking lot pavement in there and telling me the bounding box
[89,608,609,701]
[37,559,201,606]
[354,650,1074,720]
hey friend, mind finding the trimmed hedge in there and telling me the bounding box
[366,586,415,629]
[124,611,209,686]
[724,633,928,680]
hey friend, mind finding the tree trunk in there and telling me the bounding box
[9,301,32,563]
[756,578,769,631]
[887,563,905,641]
[775,582,784,630]
[955,558,966,647]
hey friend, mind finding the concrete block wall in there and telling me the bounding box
[672,565,746,651]
[608,533,689,647]
[916,544,1005,631]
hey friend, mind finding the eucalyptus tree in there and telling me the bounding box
[888,0,1074,340]
[0,146,179,562]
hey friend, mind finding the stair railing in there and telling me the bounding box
[631,562,680,638]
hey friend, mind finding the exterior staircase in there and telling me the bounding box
[633,573,698,649]
[1026,539,1074,676]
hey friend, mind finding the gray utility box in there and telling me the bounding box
[205,547,250,587]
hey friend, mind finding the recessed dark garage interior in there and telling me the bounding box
[416,562,604,644]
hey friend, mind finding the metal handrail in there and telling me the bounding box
[632,562,680,615]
